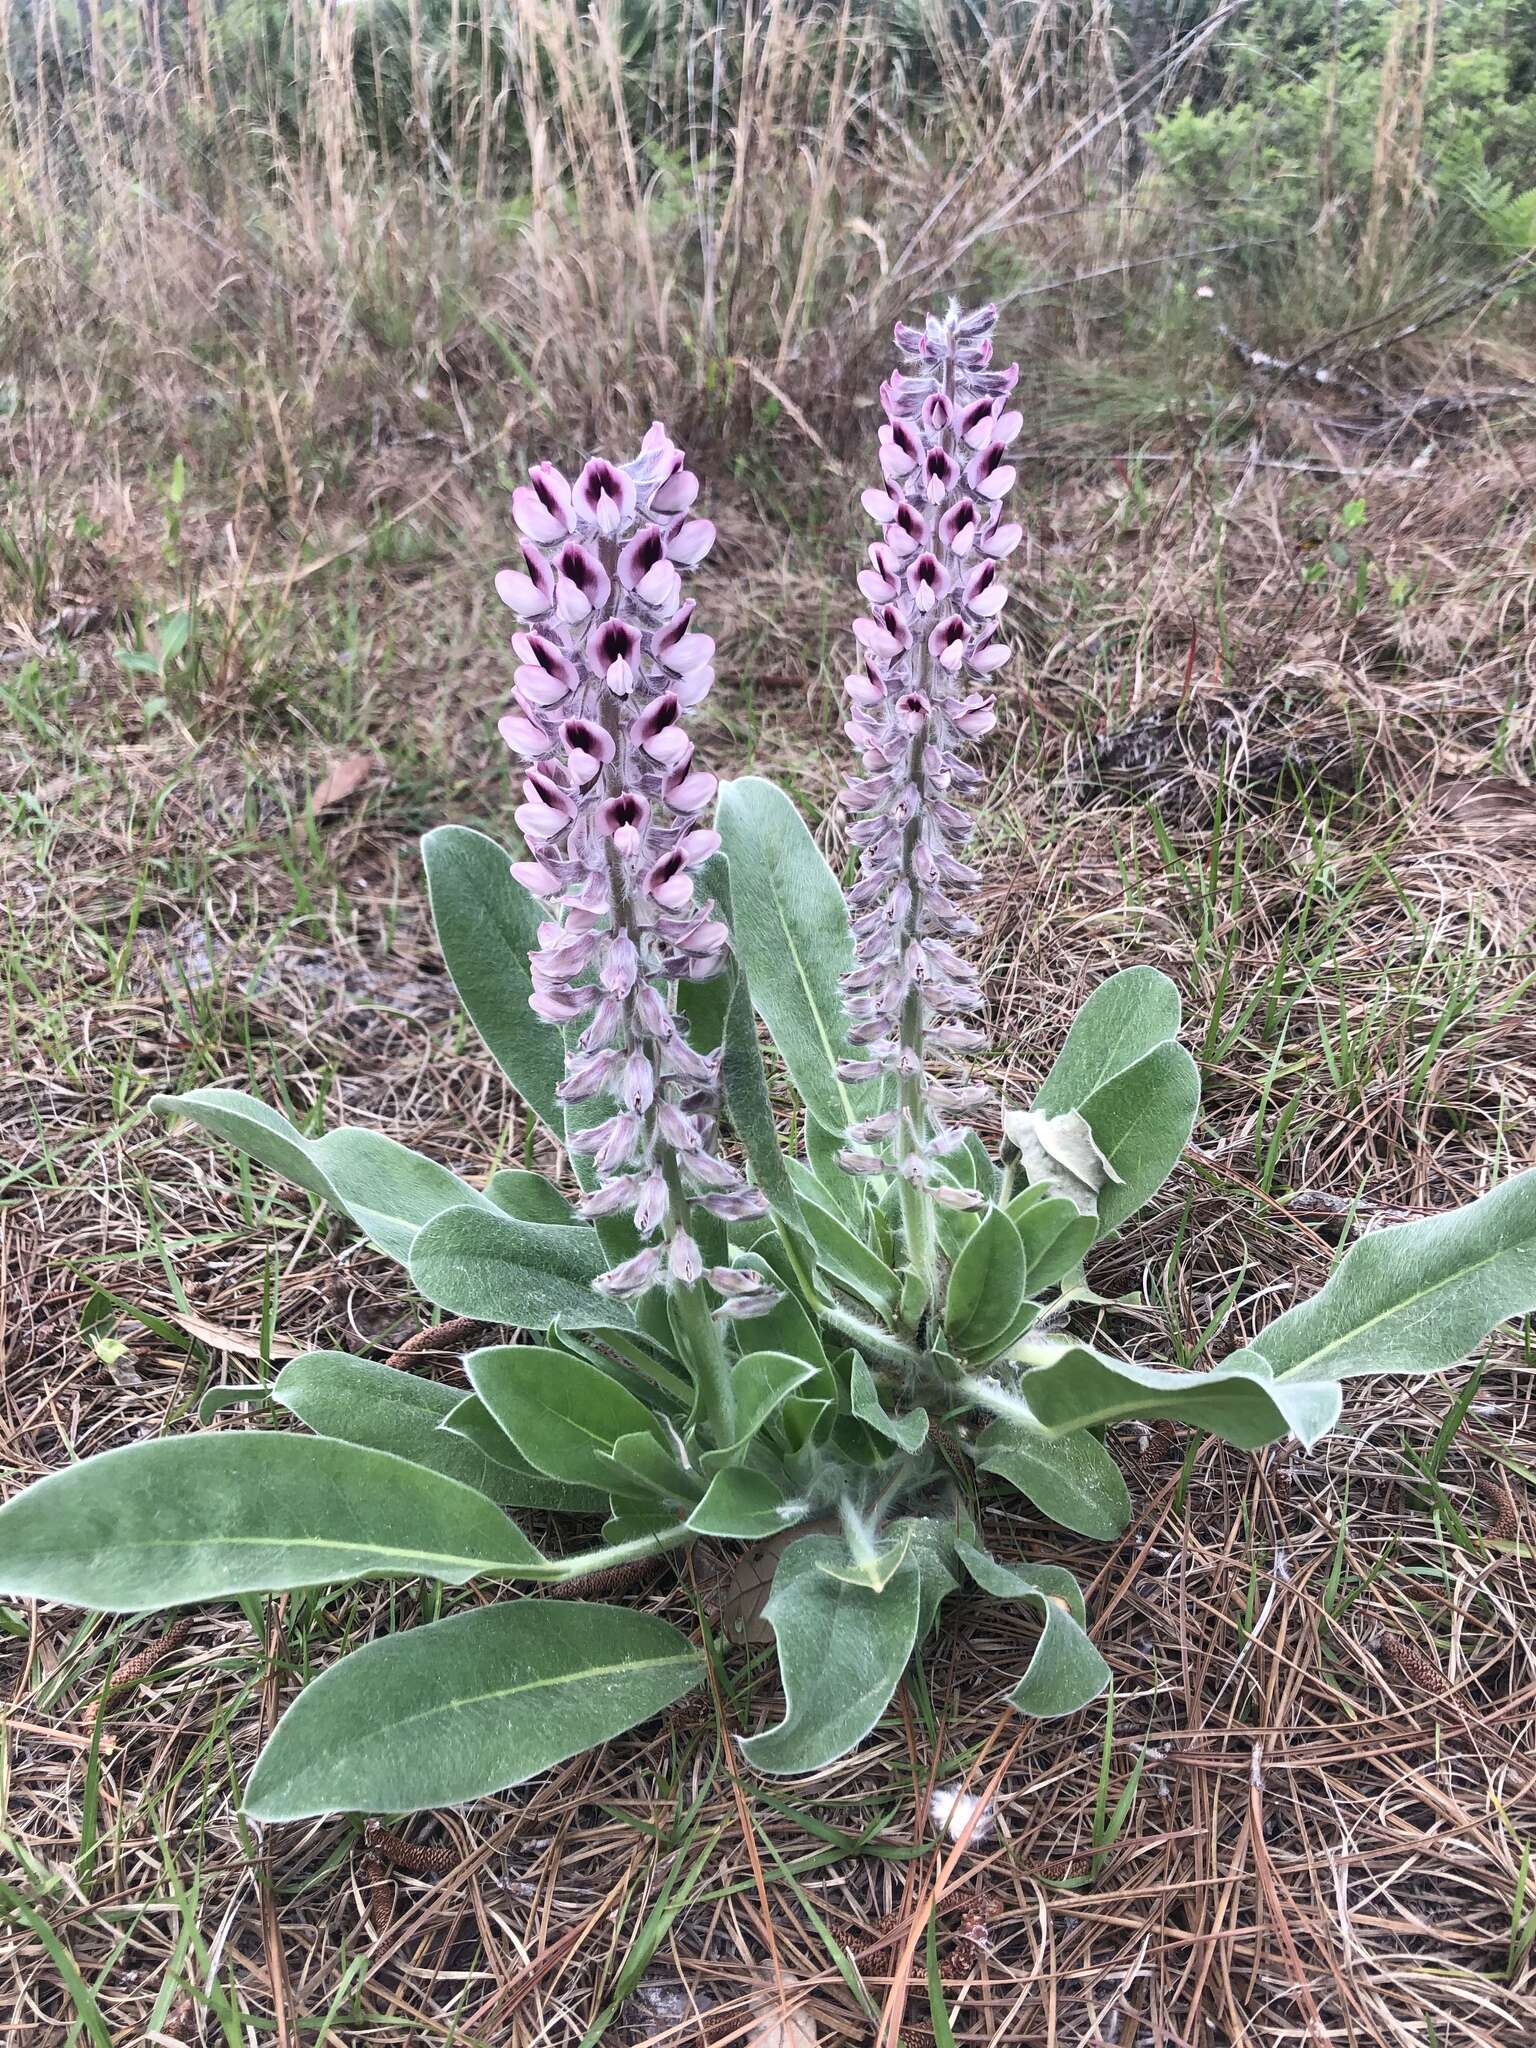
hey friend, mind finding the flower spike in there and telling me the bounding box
[836,303,1021,1220]
[496,424,770,1307]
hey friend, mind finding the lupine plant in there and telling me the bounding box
[4,306,1535,1824]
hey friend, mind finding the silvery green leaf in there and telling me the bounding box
[892,1515,964,1639]
[485,1171,578,1225]
[701,1351,821,1473]
[421,825,564,1135]
[944,1204,1029,1358]
[0,1434,545,1612]
[1027,967,1200,1237]
[149,1087,338,1204]
[466,1344,664,1491]
[1067,1041,1200,1236]
[1034,966,1184,1116]
[1008,1192,1095,1295]
[439,1392,609,1512]
[150,1090,509,1266]
[847,1354,928,1454]
[1255,1167,1536,1382]
[804,1113,870,1229]
[975,1340,1341,1450]
[274,1350,601,1510]
[598,1430,700,1505]
[1002,1107,1120,1216]
[687,1468,802,1539]
[973,1417,1132,1540]
[244,1602,702,1820]
[738,1533,922,1774]
[409,1206,622,1331]
[720,959,807,1233]
[793,1192,901,1316]
[816,1521,913,1592]
[715,777,874,1135]
[307,1129,504,1264]
[955,1540,1110,1718]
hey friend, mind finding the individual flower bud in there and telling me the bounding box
[512,462,574,544]
[575,456,636,535]
[495,543,554,621]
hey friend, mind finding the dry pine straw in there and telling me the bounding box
[3,431,1536,2045]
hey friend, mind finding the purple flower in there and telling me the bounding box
[836,304,1022,1196]
[496,423,771,1307]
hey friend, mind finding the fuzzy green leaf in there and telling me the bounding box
[687,1468,800,1539]
[150,1090,507,1266]
[485,1171,579,1225]
[421,824,565,1135]
[273,1352,602,1511]
[973,1418,1132,1540]
[244,1601,703,1820]
[985,1341,1341,1450]
[795,1194,901,1316]
[738,1533,921,1775]
[955,1541,1110,1717]
[720,964,807,1229]
[945,1205,1029,1359]
[1034,967,1184,1116]
[715,777,872,1135]
[1009,1193,1095,1295]
[149,1087,337,1203]
[1029,968,1198,1238]
[409,1205,620,1331]
[847,1354,928,1454]
[466,1344,663,1490]
[1253,1168,1536,1382]
[0,1434,544,1612]
[308,1129,503,1263]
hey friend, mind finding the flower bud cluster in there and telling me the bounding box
[497,424,772,1309]
[836,303,1022,1201]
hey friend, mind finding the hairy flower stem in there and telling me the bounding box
[531,1524,698,1582]
[836,302,1021,1233]
[820,1302,925,1370]
[668,1261,737,1447]
[895,728,938,1313]
[590,658,734,1446]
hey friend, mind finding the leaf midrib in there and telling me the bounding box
[759,860,856,1129]
[1276,1239,1510,1374]
[302,1646,701,1752]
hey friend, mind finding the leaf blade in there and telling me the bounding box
[738,1534,921,1775]
[715,777,872,1134]
[421,824,565,1134]
[0,1434,544,1612]
[244,1601,702,1819]
[1255,1169,1536,1382]
[409,1205,621,1331]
